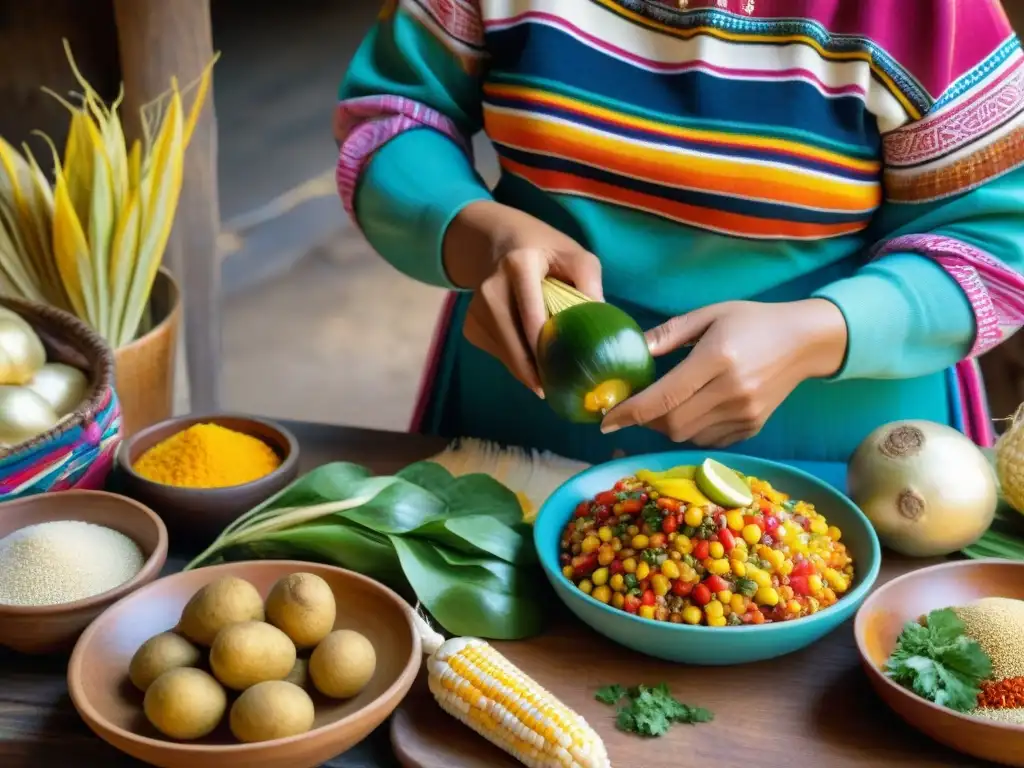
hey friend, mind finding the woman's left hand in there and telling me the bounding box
[600,299,849,447]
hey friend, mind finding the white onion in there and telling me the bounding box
[848,420,997,557]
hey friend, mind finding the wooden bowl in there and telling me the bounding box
[854,559,1024,766]
[116,414,300,547]
[0,491,168,654]
[67,560,421,768]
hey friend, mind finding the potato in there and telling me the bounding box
[229,680,315,743]
[309,629,376,699]
[209,620,296,691]
[265,572,336,649]
[129,632,203,692]
[178,576,265,646]
[144,668,227,740]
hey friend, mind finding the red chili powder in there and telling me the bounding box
[978,677,1024,709]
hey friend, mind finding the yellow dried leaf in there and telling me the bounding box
[81,115,114,338]
[107,188,140,342]
[51,158,95,325]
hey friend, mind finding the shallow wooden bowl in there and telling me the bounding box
[67,560,421,768]
[0,490,168,654]
[854,559,1024,766]
[116,414,300,547]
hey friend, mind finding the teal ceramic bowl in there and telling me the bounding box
[534,451,881,665]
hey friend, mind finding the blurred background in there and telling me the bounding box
[1,0,1022,433]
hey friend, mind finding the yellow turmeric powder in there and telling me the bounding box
[133,423,281,488]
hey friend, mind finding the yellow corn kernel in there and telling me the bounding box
[807,596,820,614]
[597,546,615,567]
[591,567,609,587]
[631,534,650,550]
[706,558,731,576]
[730,544,748,562]
[674,535,693,555]
[755,586,780,607]
[635,561,651,581]
[682,605,703,625]
[427,638,608,767]
[612,592,625,609]
[827,525,842,541]
[708,541,725,559]
[622,557,637,574]
[609,573,625,592]
[809,518,829,536]
[679,563,699,583]
[661,560,681,580]
[824,568,848,592]
[730,594,747,613]
[786,599,801,615]
[726,510,745,531]
[562,565,573,579]
[626,525,639,537]
[581,536,601,554]
[778,585,794,601]
[651,574,671,597]
[823,587,837,603]
[718,589,733,604]
[578,579,593,595]
[597,525,613,542]
[778,559,794,577]
[704,600,724,619]
[611,538,623,552]
[684,507,704,527]
[639,605,656,620]
[731,560,746,577]
[749,567,772,588]
[708,615,727,627]
[592,585,612,604]
[742,524,762,545]
[807,574,824,594]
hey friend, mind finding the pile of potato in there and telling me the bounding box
[128,572,377,743]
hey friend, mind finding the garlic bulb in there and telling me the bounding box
[0,311,45,385]
[0,386,59,446]
[26,362,89,416]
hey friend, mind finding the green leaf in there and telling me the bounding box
[595,685,626,705]
[258,521,403,584]
[337,478,447,534]
[412,515,536,565]
[396,461,456,494]
[389,536,544,640]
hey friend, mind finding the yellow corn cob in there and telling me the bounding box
[426,637,610,768]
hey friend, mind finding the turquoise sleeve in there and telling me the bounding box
[813,166,1024,381]
[338,8,492,288]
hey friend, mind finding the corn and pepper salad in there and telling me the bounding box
[558,469,855,626]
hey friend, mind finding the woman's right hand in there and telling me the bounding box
[443,200,604,396]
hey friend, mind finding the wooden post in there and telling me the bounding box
[112,0,221,412]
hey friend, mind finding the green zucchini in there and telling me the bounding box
[536,301,655,423]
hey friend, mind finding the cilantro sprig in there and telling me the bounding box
[594,683,713,737]
[884,607,992,713]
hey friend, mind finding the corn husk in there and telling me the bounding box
[541,277,594,316]
[429,437,589,523]
[0,39,217,346]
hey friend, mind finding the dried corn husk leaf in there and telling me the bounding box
[50,143,95,325]
[21,146,66,309]
[107,188,141,341]
[80,115,114,338]
[117,86,184,346]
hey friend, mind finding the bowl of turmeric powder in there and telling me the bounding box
[116,414,300,547]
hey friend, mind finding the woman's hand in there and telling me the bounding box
[443,200,603,395]
[600,300,849,446]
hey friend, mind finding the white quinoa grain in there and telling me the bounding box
[0,520,145,606]
[955,598,1024,680]
[971,707,1024,725]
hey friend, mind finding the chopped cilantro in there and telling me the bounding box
[612,523,628,537]
[641,548,665,565]
[735,577,758,597]
[596,683,713,738]
[623,573,639,590]
[885,608,992,713]
[682,525,698,537]
[783,500,798,512]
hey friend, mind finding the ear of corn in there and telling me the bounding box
[0,40,216,346]
[427,637,610,768]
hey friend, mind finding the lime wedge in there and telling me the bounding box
[695,458,753,508]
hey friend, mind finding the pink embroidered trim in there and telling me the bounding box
[334,95,470,218]
[874,233,1024,357]
[408,0,485,48]
[884,54,1024,168]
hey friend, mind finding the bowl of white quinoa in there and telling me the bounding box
[0,490,167,653]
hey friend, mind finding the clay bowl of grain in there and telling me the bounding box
[68,560,420,768]
[0,490,168,654]
[116,414,299,548]
[855,559,1024,766]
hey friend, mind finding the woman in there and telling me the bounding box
[335,0,1024,467]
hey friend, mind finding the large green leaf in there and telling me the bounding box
[390,536,544,640]
[336,478,447,534]
[412,515,536,566]
[399,462,523,525]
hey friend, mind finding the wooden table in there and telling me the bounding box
[0,422,996,767]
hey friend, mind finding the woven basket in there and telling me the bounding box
[0,298,121,500]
